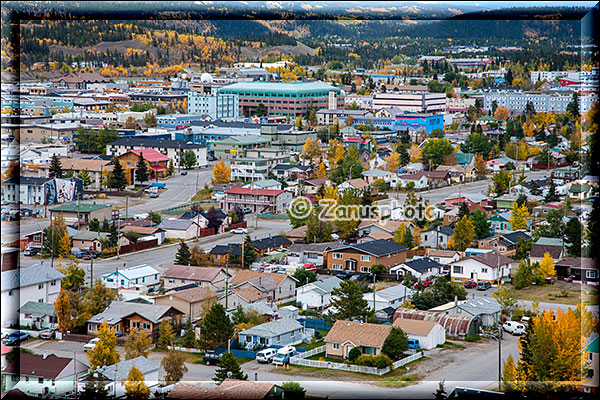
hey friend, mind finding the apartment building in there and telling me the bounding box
[324,239,408,273]
[106,137,207,169]
[373,89,446,113]
[482,90,572,114]
[221,187,293,214]
[230,156,290,182]
[187,91,239,119]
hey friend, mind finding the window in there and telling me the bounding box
[586,270,598,279]
[360,255,371,262]
[246,336,251,343]
[332,253,343,259]
[132,321,140,329]
[482,268,488,273]
[333,343,340,350]
[168,279,175,283]
[142,323,151,330]
[51,280,57,286]
[277,335,281,343]
[453,266,463,274]
[291,330,295,338]
[360,266,371,273]
[8,290,13,296]
[121,280,124,285]
[332,264,343,271]
[38,283,44,289]
[39,378,44,384]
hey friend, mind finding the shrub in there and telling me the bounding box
[465,334,481,342]
[348,347,361,362]
[354,354,392,369]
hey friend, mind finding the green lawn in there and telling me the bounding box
[375,374,422,388]
[296,340,325,351]
[191,187,213,202]
[277,300,296,308]
[306,352,340,363]
[437,341,466,350]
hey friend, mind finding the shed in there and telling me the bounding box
[392,308,480,338]
[392,318,446,350]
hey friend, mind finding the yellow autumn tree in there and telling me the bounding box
[316,162,327,179]
[87,321,120,369]
[509,202,529,230]
[474,153,488,176]
[302,138,321,161]
[123,366,150,400]
[408,144,422,163]
[57,230,71,257]
[494,106,510,121]
[385,152,401,173]
[211,161,230,185]
[54,288,73,333]
[327,139,345,166]
[317,185,338,203]
[536,252,556,280]
[412,226,421,247]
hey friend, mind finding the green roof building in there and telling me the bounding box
[50,202,113,229]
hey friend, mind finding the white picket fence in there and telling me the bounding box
[392,352,423,369]
[167,345,203,353]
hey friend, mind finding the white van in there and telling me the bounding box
[271,345,296,366]
[502,321,526,336]
[256,348,277,364]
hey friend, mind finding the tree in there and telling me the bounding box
[55,288,73,333]
[213,352,248,384]
[242,234,258,267]
[87,321,120,369]
[174,241,192,265]
[411,276,467,310]
[281,382,306,399]
[181,150,197,170]
[157,320,175,348]
[80,373,109,400]
[544,179,560,203]
[492,285,517,315]
[49,154,64,179]
[58,229,72,256]
[315,161,327,179]
[84,280,117,316]
[124,328,152,360]
[167,160,175,176]
[109,160,127,190]
[148,211,162,225]
[331,280,373,322]
[302,138,321,161]
[293,268,317,287]
[450,216,475,252]
[566,92,580,120]
[470,209,491,240]
[200,303,233,349]
[371,264,387,275]
[304,208,333,243]
[135,154,149,185]
[385,152,401,172]
[491,170,513,196]
[525,101,536,118]
[382,327,409,360]
[514,259,535,289]
[494,106,510,121]
[255,103,268,117]
[181,321,197,348]
[161,351,188,384]
[536,252,556,281]
[58,260,86,291]
[564,217,582,257]
[211,161,230,185]
[143,113,157,127]
[422,138,454,167]
[123,366,150,400]
[461,131,491,157]
[78,168,92,188]
[509,202,529,231]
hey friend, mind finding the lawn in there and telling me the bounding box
[296,340,325,351]
[375,374,422,388]
[306,352,340,363]
[437,341,466,350]
[277,300,296,308]
[512,281,598,305]
[191,187,213,202]
[191,354,253,365]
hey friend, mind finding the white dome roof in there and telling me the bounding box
[200,73,213,83]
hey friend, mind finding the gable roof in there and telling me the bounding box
[402,257,444,273]
[342,178,369,189]
[229,270,291,287]
[163,265,224,282]
[18,301,56,317]
[225,187,286,197]
[329,239,407,257]
[555,257,597,269]
[3,353,78,379]
[157,286,217,304]
[422,225,455,236]
[252,235,291,250]
[129,148,171,163]
[287,241,345,253]
[111,264,159,281]
[168,380,276,400]
[468,251,514,268]
[2,263,65,292]
[157,219,196,231]
[304,277,343,295]
[231,287,269,303]
[87,301,176,325]
[239,318,302,338]
[392,318,438,336]
[501,230,531,245]
[120,226,163,235]
[72,231,110,241]
[97,356,159,382]
[325,320,392,348]
[371,284,414,301]
[210,244,242,257]
[530,244,564,259]
[457,298,502,316]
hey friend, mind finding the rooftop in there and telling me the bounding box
[219,81,341,94]
[97,356,159,382]
[51,203,109,213]
[2,263,65,292]
[239,318,302,337]
[325,320,392,348]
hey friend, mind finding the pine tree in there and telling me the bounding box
[242,234,258,267]
[331,280,373,322]
[564,217,582,257]
[78,168,92,188]
[382,327,409,360]
[174,241,191,265]
[544,179,559,203]
[181,321,197,348]
[213,352,248,384]
[135,154,149,185]
[200,303,233,349]
[109,160,127,190]
[49,154,64,178]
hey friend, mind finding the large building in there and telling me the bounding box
[218,81,344,118]
[447,58,492,70]
[482,90,573,114]
[187,91,239,120]
[221,187,293,214]
[106,137,207,169]
[372,88,446,113]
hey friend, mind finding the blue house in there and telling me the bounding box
[238,318,305,349]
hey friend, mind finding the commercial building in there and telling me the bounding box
[447,58,492,70]
[2,176,50,205]
[106,137,207,169]
[221,187,293,214]
[187,91,239,120]
[218,81,343,118]
[373,87,446,113]
[259,124,317,152]
[230,156,290,182]
[210,135,271,160]
[482,89,572,114]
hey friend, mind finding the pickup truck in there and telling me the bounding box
[203,351,223,365]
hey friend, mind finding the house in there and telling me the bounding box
[296,277,342,310]
[443,207,460,226]
[393,308,481,338]
[337,178,369,192]
[37,158,112,191]
[253,235,292,257]
[568,183,593,200]
[229,270,298,303]
[581,336,599,395]
[1,263,65,328]
[70,230,111,253]
[357,231,394,243]
[392,318,446,350]
[101,264,161,292]
[277,305,299,319]
[2,176,50,205]
[221,187,293,214]
[18,302,57,330]
[488,212,512,234]
[168,379,283,400]
[209,244,242,265]
[238,318,305,349]
[243,179,283,191]
[157,218,202,240]
[162,265,230,291]
[304,178,334,195]
[357,220,414,238]
[425,249,462,266]
[1,353,88,398]
[120,225,166,245]
[529,237,565,263]
[478,231,531,257]
[456,298,502,327]
[86,301,183,335]
[154,286,219,322]
[424,170,452,188]
[112,148,171,181]
[450,251,516,284]
[361,169,394,185]
[420,226,454,249]
[106,137,207,169]
[554,257,598,285]
[363,284,414,312]
[97,356,160,399]
[271,164,310,181]
[324,320,392,359]
[396,172,428,189]
[221,286,270,309]
[286,242,345,266]
[325,239,408,273]
[285,225,308,243]
[390,257,444,280]
[50,203,113,230]
[444,194,490,209]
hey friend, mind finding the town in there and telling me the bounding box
[1,2,599,400]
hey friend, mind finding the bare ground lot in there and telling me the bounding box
[512,281,598,305]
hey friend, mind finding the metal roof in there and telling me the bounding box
[458,298,502,316]
[393,308,477,337]
[2,263,65,292]
[239,318,302,338]
[97,356,159,382]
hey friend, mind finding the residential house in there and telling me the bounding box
[363,284,414,312]
[37,158,112,191]
[86,301,183,335]
[105,138,207,169]
[157,218,202,240]
[277,305,299,319]
[18,302,57,330]
[581,336,599,395]
[454,151,475,166]
[442,207,460,226]
[229,270,298,303]
[393,308,481,338]
[210,135,271,160]
[554,257,598,285]
[97,356,160,399]
[1,353,88,397]
[425,249,462,267]
[569,183,594,200]
[221,187,293,214]
[361,169,394,185]
[392,318,446,350]
[486,156,515,172]
[357,220,414,238]
[286,242,345,267]
[120,225,166,245]
[531,202,564,217]
[209,244,242,265]
[112,148,171,181]
[424,171,452,188]
[2,176,50,205]
[238,319,305,349]
[478,231,531,257]
[162,265,230,291]
[101,264,161,292]
[325,239,408,273]
[253,235,292,257]
[390,257,444,280]
[1,263,65,328]
[455,298,502,327]
[285,226,308,243]
[529,237,565,263]
[396,172,428,189]
[450,251,516,284]
[357,231,394,243]
[324,320,392,359]
[488,212,512,234]
[70,230,111,253]
[444,194,490,209]
[154,286,219,322]
[231,157,289,182]
[50,203,113,230]
[272,164,310,181]
[168,379,283,400]
[436,165,476,182]
[296,277,342,310]
[304,178,334,195]
[420,226,454,249]
[337,178,369,192]
[243,179,283,191]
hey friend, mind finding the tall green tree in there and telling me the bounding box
[293,268,317,287]
[78,168,92,188]
[331,280,373,322]
[49,154,63,178]
[255,103,268,117]
[174,241,192,265]
[461,131,491,158]
[213,352,247,383]
[200,303,233,350]
[181,150,197,170]
[382,327,409,360]
[242,234,258,267]
[544,180,560,203]
[135,154,149,185]
[564,217,582,257]
[108,160,127,190]
[470,209,491,240]
[421,138,454,167]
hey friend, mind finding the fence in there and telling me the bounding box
[103,238,158,257]
[392,352,423,369]
[161,201,219,215]
[257,213,289,219]
[290,346,391,375]
[298,318,331,331]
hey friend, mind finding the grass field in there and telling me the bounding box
[512,281,598,305]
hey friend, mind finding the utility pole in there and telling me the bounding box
[125,196,129,220]
[241,241,245,269]
[498,326,502,390]
[225,259,229,309]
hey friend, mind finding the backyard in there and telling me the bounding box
[512,280,598,305]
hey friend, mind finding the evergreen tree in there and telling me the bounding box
[564,217,582,257]
[174,241,192,265]
[136,154,149,185]
[181,321,197,348]
[109,160,127,190]
[80,374,109,400]
[470,209,491,240]
[231,305,247,325]
[213,352,247,383]
[544,179,560,203]
[181,150,197,170]
[458,202,470,220]
[382,327,409,360]
[109,224,119,248]
[255,103,268,117]
[242,234,258,267]
[331,280,373,322]
[566,92,580,119]
[200,303,233,349]
[49,154,64,178]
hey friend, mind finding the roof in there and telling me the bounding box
[530,244,564,259]
[285,225,307,239]
[210,244,242,257]
[325,320,392,348]
[18,301,56,317]
[3,176,50,186]
[458,298,502,316]
[370,284,414,301]
[425,249,462,258]
[157,219,196,231]
[342,178,369,189]
[239,318,302,337]
[555,257,597,269]
[108,137,206,150]
[252,235,291,250]
[168,380,276,399]
[158,286,217,304]
[304,276,342,295]
[72,231,110,241]
[87,301,175,325]
[585,336,599,354]
[225,187,285,197]
[2,263,65,292]
[163,265,224,282]
[231,301,277,316]
[501,231,531,244]
[358,219,413,234]
[535,237,564,247]
[393,308,476,337]
[469,251,514,268]
[329,239,407,257]
[219,81,341,94]
[422,225,455,236]
[97,356,159,382]
[402,257,444,273]
[39,157,112,172]
[109,264,159,280]
[128,148,171,163]
[287,241,344,253]
[51,203,110,213]
[392,318,439,336]
[230,270,290,287]
[120,226,163,235]
[3,353,78,379]
[232,287,269,303]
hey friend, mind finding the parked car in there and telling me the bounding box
[414,277,434,288]
[476,281,491,291]
[3,331,30,346]
[231,227,248,234]
[408,338,420,350]
[82,251,98,261]
[83,337,100,352]
[149,192,159,198]
[464,280,477,289]
[242,207,252,215]
[203,350,223,365]
[350,273,374,282]
[24,246,41,256]
[302,263,317,272]
[335,271,353,280]
[181,170,188,176]
[256,348,278,364]
[272,347,296,367]
[39,328,56,340]
[503,321,526,336]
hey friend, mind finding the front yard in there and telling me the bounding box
[512,280,598,305]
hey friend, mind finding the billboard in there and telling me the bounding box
[44,177,83,204]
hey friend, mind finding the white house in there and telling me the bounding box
[361,169,394,185]
[97,356,160,399]
[420,226,454,249]
[101,264,160,292]
[396,172,428,189]
[363,284,414,312]
[392,318,446,350]
[286,242,345,267]
[2,176,50,205]
[157,218,202,240]
[337,178,369,193]
[1,263,65,328]
[424,249,462,267]
[296,277,342,310]
[450,251,516,284]
[390,257,444,280]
